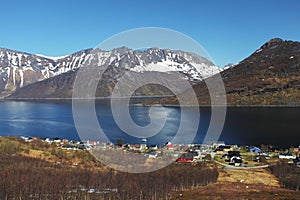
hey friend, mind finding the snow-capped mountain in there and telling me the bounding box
[130,48,221,80]
[0,47,222,97]
[0,48,92,96]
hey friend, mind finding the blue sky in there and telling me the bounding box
[0,0,299,67]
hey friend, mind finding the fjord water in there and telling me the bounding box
[0,101,299,147]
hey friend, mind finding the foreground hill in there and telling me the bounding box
[0,137,218,199]
[220,38,300,105]
[1,137,300,199]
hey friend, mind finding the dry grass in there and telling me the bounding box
[171,182,300,200]
[169,166,300,199]
[218,167,280,187]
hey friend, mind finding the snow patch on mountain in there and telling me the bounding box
[0,47,222,97]
[36,54,70,61]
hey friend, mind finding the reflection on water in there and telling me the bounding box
[0,101,299,147]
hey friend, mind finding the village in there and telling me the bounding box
[20,136,300,168]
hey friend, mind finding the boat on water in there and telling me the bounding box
[141,138,147,143]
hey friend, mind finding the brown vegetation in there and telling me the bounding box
[171,182,300,200]
[218,168,279,187]
[270,161,300,191]
[2,137,300,199]
[0,137,218,199]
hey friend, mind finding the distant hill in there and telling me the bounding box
[2,47,221,98]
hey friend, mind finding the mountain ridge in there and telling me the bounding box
[4,37,298,105]
[1,47,221,98]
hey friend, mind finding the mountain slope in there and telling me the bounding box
[183,38,300,106]
[0,48,92,97]
[5,47,221,98]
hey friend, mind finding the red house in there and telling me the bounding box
[177,157,194,163]
[166,142,174,150]
[177,153,194,163]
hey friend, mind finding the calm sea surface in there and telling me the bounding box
[0,101,299,147]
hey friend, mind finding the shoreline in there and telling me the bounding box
[1,98,300,107]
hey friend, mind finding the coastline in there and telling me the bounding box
[2,98,300,107]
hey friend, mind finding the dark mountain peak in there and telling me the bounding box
[259,38,285,50]
[268,37,284,44]
[247,38,300,62]
[257,38,300,54]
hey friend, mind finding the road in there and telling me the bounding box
[214,160,270,169]
[210,152,270,170]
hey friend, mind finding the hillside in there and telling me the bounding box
[221,38,300,105]
[161,38,300,106]
[2,136,300,199]
[0,136,218,199]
